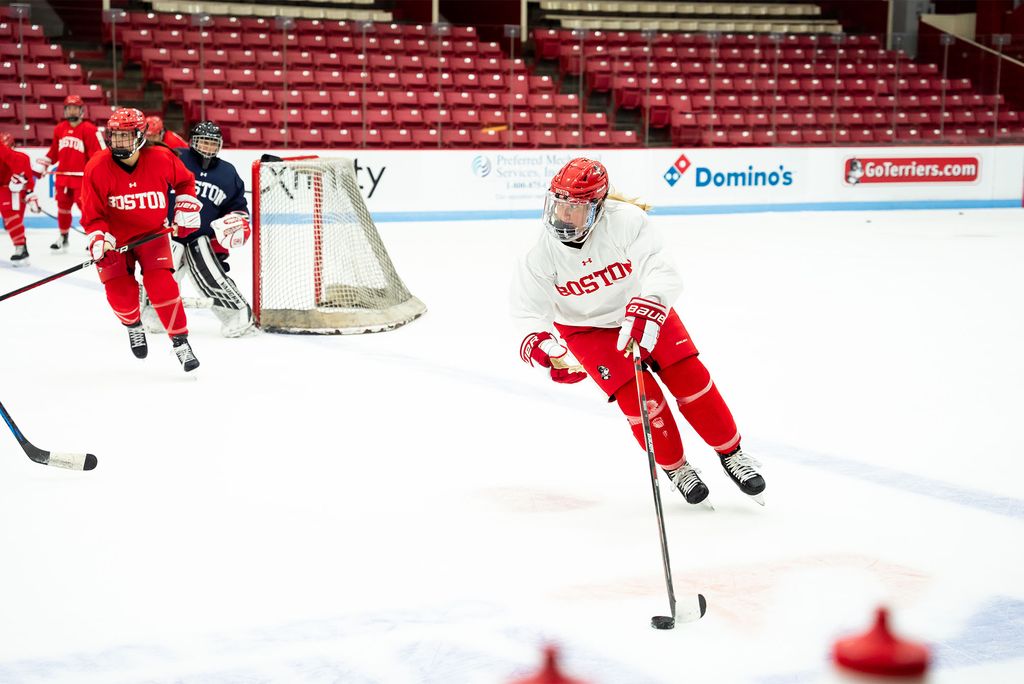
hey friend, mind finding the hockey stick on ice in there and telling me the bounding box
[0,399,96,470]
[0,229,170,304]
[632,343,707,629]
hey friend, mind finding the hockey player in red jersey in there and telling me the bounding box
[144,115,188,149]
[511,158,766,505]
[33,95,105,252]
[0,132,34,266]
[80,108,201,372]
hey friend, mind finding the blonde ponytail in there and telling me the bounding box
[607,191,653,213]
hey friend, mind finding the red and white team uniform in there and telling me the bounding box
[145,116,188,149]
[81,133,196,338]
[512,158,765,505]
[37,96,105,242]
[0,134,34,258]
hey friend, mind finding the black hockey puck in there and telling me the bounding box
[651,615,675,630]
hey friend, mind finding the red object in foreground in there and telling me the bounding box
[510,646,591,684]
[833,608,930,678]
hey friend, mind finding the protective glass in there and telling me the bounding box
[542,192,600,243]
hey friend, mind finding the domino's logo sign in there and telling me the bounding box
[471,155,492,178]
[663,153,691,187]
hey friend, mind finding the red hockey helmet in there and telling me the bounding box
[0,132,13,148]
[145,115,164,141]
[543,158,609,243]
[106,107,148,160]
[63,94,85,122]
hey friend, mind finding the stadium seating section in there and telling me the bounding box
[0,3,1020,148]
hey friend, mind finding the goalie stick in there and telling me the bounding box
[632,343,707,629]
[0,229,170,304]
[0,399,96,470]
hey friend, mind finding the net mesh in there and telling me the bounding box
[254,157,425,334]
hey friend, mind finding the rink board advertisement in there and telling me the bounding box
[21,145,1024,224]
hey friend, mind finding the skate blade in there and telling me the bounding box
[10,260,30,268]
[749,493,765,506]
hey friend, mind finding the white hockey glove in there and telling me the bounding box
[520,331,587,384]
[25,192,39,213]
[171,194,202,238]
[31,156,52,177]
[87,231,117,261]
[8,173,27,194]
[211,211,251,249]
[616,296,667,358]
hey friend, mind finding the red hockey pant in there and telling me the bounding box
[0,187,27,246]
[55,184,82,236]
[95,236,187,337]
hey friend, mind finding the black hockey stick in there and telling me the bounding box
[0,229,170,304]
[632,344,707,629]
[0,399,96,470]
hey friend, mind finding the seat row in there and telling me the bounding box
[581,60,933,78]
[139,49,524,74]
[666,109,1022,131]
[0,83,107,103]
[692,125,1022,146]
[534,27,882,51]
[536,0,824,17]
[221,126,640,148]
[0,61,87,82]
[645,91,1004,113]
[108,13,476,39]
[148,0,391,22]
[603,75,975,97]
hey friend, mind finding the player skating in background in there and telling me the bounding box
[33,95,105,252]
[141,120,254,337]
[511,158,766,505]
[0,132,34,266]
[145,115,188,149]
[80,108,201,372]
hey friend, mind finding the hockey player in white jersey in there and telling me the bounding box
[511,158,765,505]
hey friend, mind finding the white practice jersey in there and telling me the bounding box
[510,200,683,339]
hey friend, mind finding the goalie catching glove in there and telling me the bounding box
[616,296,667,357]
[211,211,251,249]
[521,331,587,384]
[170,194,202,238]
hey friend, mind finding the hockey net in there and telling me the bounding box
[252,156,426,334]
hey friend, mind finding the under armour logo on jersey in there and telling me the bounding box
[582,258,593,266]
[128,182,137,188]
[200,172,208,177]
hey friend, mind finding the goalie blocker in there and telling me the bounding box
[252,154,425,334]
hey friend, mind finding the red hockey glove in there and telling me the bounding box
[616,296,667,357]
[87,231,117,261]
[211,211,251,249]
[520,331,587,384]
[171,194,202,238]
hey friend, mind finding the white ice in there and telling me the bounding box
[0,208,1022,683]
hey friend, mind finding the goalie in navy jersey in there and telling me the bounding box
[142,120,254,337]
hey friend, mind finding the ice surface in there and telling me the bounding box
[0,209,1022,683]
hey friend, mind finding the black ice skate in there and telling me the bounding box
[126,322,148,359]
[171,334,200,372]
[719,447,766,506]
[50,232,69,252]
[665,462,712,507]
[10,244,29,267]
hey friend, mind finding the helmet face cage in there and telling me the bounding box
[106,110,148,160]
[189,121,223,169]
[543,192,603,243]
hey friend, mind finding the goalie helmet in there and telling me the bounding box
[543,158,609,244]
[188,120,223,170]
[63,95,84,123]
[105,108,148,160]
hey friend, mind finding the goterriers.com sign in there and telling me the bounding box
[844,156,980,184]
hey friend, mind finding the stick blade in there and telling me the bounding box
[676,594,708,623]
[47,451,98,471]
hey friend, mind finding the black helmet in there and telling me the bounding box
[189,120,223,169]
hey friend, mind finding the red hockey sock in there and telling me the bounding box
[1,212,26,246]
[143,270,187,337]
[103,275,141,326]
[659,356,741,454]
[615,372,685,470]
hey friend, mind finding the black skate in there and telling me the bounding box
[50,232,69,252]
[171,334,200,372]
[126,322,148,359]
[665,463,712,507]
[719,447,766,506]
[10,244,29,267]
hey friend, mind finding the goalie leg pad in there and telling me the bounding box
[185,236,254,337]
